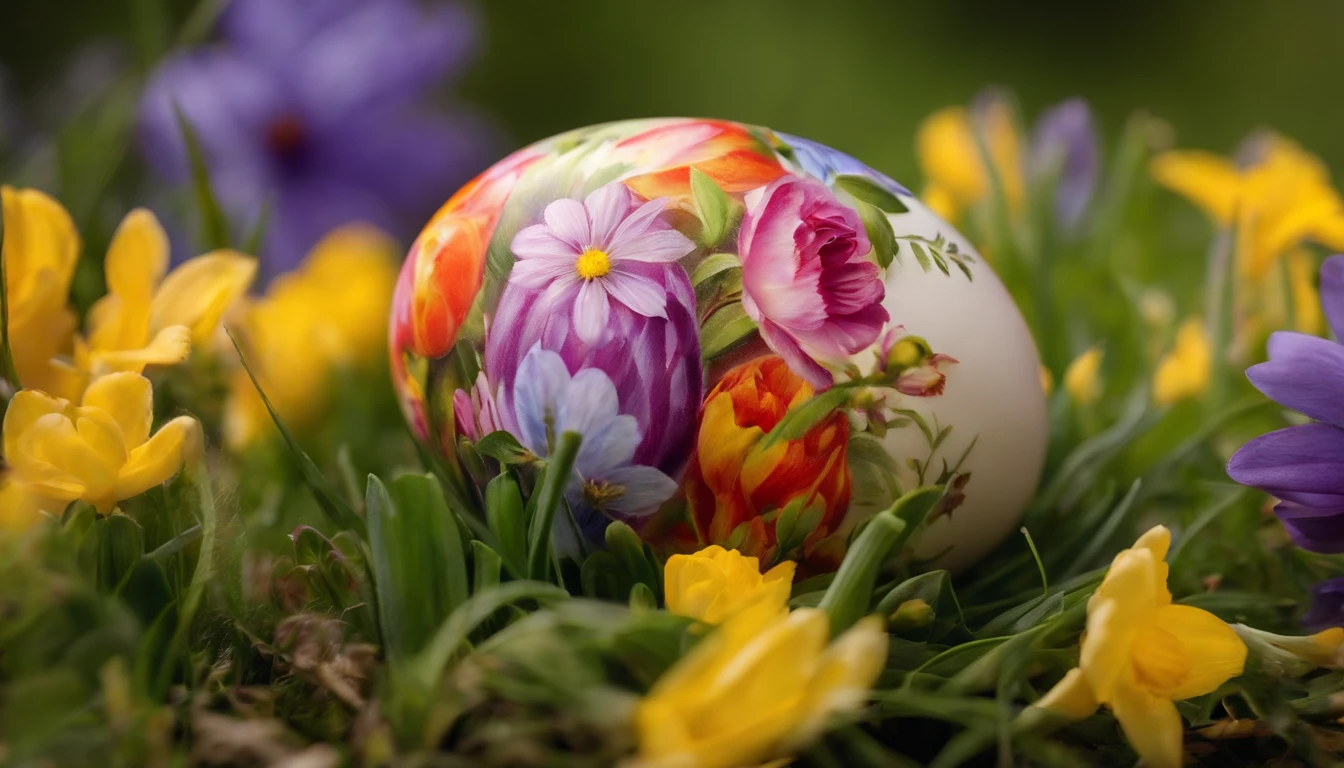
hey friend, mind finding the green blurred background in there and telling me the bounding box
[4,0,1344,188]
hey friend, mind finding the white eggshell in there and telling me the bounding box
[877,201,1047,571]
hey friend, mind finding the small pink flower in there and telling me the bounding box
[453,371,501,441]
[738,175,888,388]
[877,325,958,397]
[508,181,695,345]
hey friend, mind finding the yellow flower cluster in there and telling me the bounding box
[1,373,197,529]
[636,546,886,768]
[2,186,256,399]
[1152,134,1344,281]
[916,94,1023,223]
[224,225,399,448]
[1152,317,1212,406]
[1032,526,1247,768]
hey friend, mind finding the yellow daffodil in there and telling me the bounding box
[664,545,795,625]
[1152,317,1211,405]
[1032,526,1247,768]
[225,225,398,448]
[628,598,887,768]
[76,208,255,382]
[916,95,1023,223]
[1151,134,1344,281]
[1063,346,1103,405]
[1,186,80,397]
[1,372,198,521]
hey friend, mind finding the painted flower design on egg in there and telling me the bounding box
[391,118,1048,569]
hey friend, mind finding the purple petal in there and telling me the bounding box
[137,49,281,186]
[1030,98,1100,231]
[572,281,611,345]
[509,255,578,290]
[512,344,573,457]
[512,224,579,262]
[602,270,668,319]
[583,182,635,246]
[601,464,678,515]
[1321,255,1344,341]
[237,0,479,125]
[610,228,696,264]
[544,198,592,251]
[1275,502,1344,553]
[317,108,493,218]
[1227,423,1344,496]
[1247,332,1344,427]
[608,197,670,248]
[1303,577,1344,631]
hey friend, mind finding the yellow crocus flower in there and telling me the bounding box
[76,208,256,381]
[1,187,80,397]
[1151,134,1344,280]
[1032,526,1247,768]
[1063,346,1103,405]
[1,372,198,522]
[628,598,887,768]
[916,96,1023,223]
[1152,317,1212,406]
[664,545,795,625]
[224,225,398,448]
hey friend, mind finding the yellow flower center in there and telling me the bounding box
[1131,624,1191,695]
[575,248,612,280]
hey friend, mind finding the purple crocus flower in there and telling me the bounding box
[1303,577,1344,631]
[1029,98,1100,232]
[509,182,696,345]
[1228,255,1344,552]
[777,132,912,197]
[485,251,702,483]
[137,0,487,276]
[511,344,679,547]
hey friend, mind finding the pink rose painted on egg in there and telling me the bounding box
[738,175,889,388]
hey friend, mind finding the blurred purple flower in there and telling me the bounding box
[1303,577,1344,631]
[1227,255,1344,552]
[1029,98,1100,232]
[138,0,488,276]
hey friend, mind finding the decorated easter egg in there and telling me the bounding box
[390,118,1046,573]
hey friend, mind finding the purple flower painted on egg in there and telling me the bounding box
[511,344,679,547]
[1228,255,1344,553]
[738,175,889,389]
[508,181,697,345]
[137,0,488,275]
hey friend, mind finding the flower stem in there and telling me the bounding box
[526,430,582,581]
[819,501,909,635]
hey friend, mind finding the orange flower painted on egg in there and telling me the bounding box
[617,119,787,201]
[392,147,542,360]
[685,355,852,571]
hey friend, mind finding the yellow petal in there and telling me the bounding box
[89,324,192,376]
[788,615,888,750]
[1034,667,1099,720]
[104,209,168,304]
[1152,318,1212,406]
[80,372,153,450]
[150,250,257,342]
[1083,551,1160,702]
[1063,346,1103,405]
[1,186,80,326]
[113,416,197,502]
[1150,151,1241,225]
[1132,525,1171,562]
[76,412,128,470]
[0,478,46,531]
[1109,676,1185,768]
[916,107,984,212]
[1151,605,1246,700]
[15,413,112,506]
[3,389,68,460]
